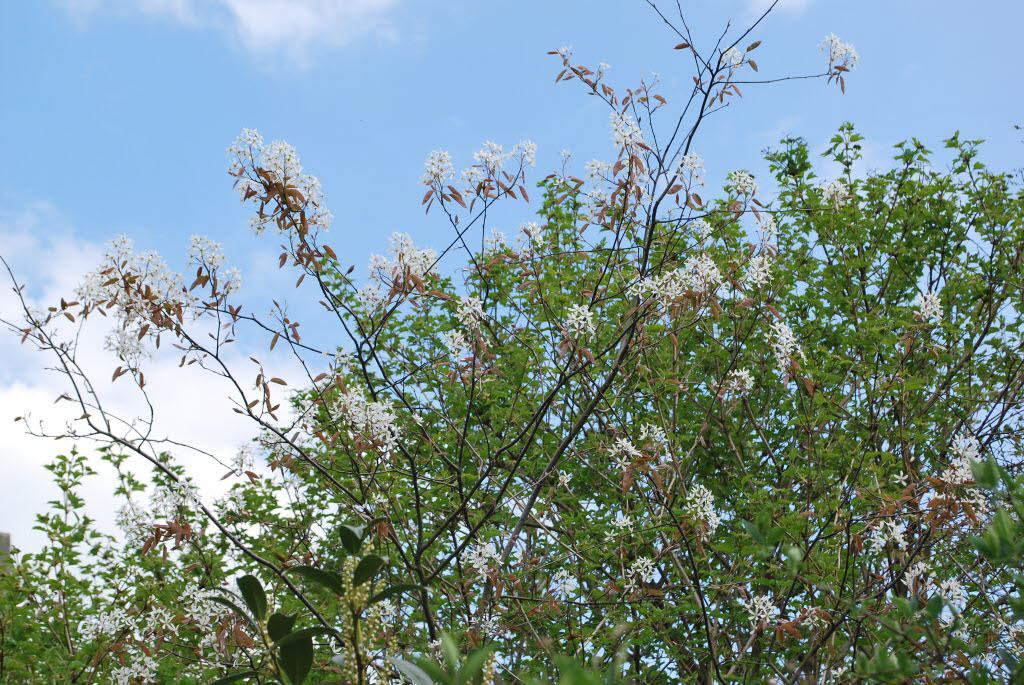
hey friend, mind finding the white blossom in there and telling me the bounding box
[422,149,455,185]
[551,568,578,598]
[728,170,758,196]
[724,368,755,396]
[187,235,226,269]
[565,303,596,340]
[722,47,743,68]
[743,253,773,290]
[769,319,804,375]
[756,214,778,243]
[610,111,645,150]
[512,139,538,167]
[456,296,485,330]
[227,129,331,234]
[740,593,778,626]
[625,557,656,593]
[819,33,859,70]
[821,179,849,208]
[683,483,721,538]
[335,389,402,454]
[915,291,942,324]
[442,329,469,357]
[474,141,507,176]
[466,541,501,575]
[368,232,437,285]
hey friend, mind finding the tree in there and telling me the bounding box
[3,2,1023,682]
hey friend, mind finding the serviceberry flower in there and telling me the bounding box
[819,33,859,70]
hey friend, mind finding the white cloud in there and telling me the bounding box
[54,0,399,64]
[0,203,307,553]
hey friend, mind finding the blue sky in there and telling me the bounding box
[1,0,1022,551]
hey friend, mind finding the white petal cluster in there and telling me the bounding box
[743,253,773,290]
[625,556,656,593]
[335,389,402,454]
[187,235,226,269]
[474,141,506,176]
[728,171,758,196]
[421,149,455,185]
[769,319,803,374]
[638,423,668,449]
[756,214,778,243]
[368,232,437,285]
[740,593,778,626]
[551,568,579,598]
[915,291,942,324]
[610,111,645,150]
[76,236,189,366]
[869,518,908,552]
[565,303,596,340]
[586,159,614,182]
[457,296,485,331]
[819,33,860,70]
[610,436,642,471]
[442,329,470,357]
[691,218,713,242]
[942,432,980,485]
[821,179,849,208]
[684,483,721,538]
[722,47,743,68]
[632,254,723,306]
[724,368,754,396]
[677,152,705,185]
[466,541,501,575]
[227,128,332,234]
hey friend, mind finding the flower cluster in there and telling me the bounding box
[466,541,502,575]
[565,303,596,340]
[422,149,455,185]
[722,47,743,68]
[227,128,332,234]
[551,568,579,598]
[743,253,773,290]
[76,235,207,366]
[610,111,645,151]
[819,33,859,71]
[821,179,849,208]
[728,170,758,196]
[683,483,721,538]
[723,368,754,396]
[368,232,438,286]
[335,389,402,454]
[677,152,705,185]
[456,296,485,331]
[915,290,942,324]
[769,319,804,375]
[625,556,656,593]
[942,432,980,485]
[740,593,778,627]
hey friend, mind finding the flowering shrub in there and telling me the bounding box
[3,4,1024,683]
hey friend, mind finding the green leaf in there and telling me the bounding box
[211,671,259,684]
[276,626,339,647]
[236,574,268,621]
[457,645,495,684]
[339,524,366,554]
[278,633,314,685]
[286,564,347,595]
[267,612,297,643]
[370,583,422,605]
[353,554,386,586]
[392,657,435,685]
